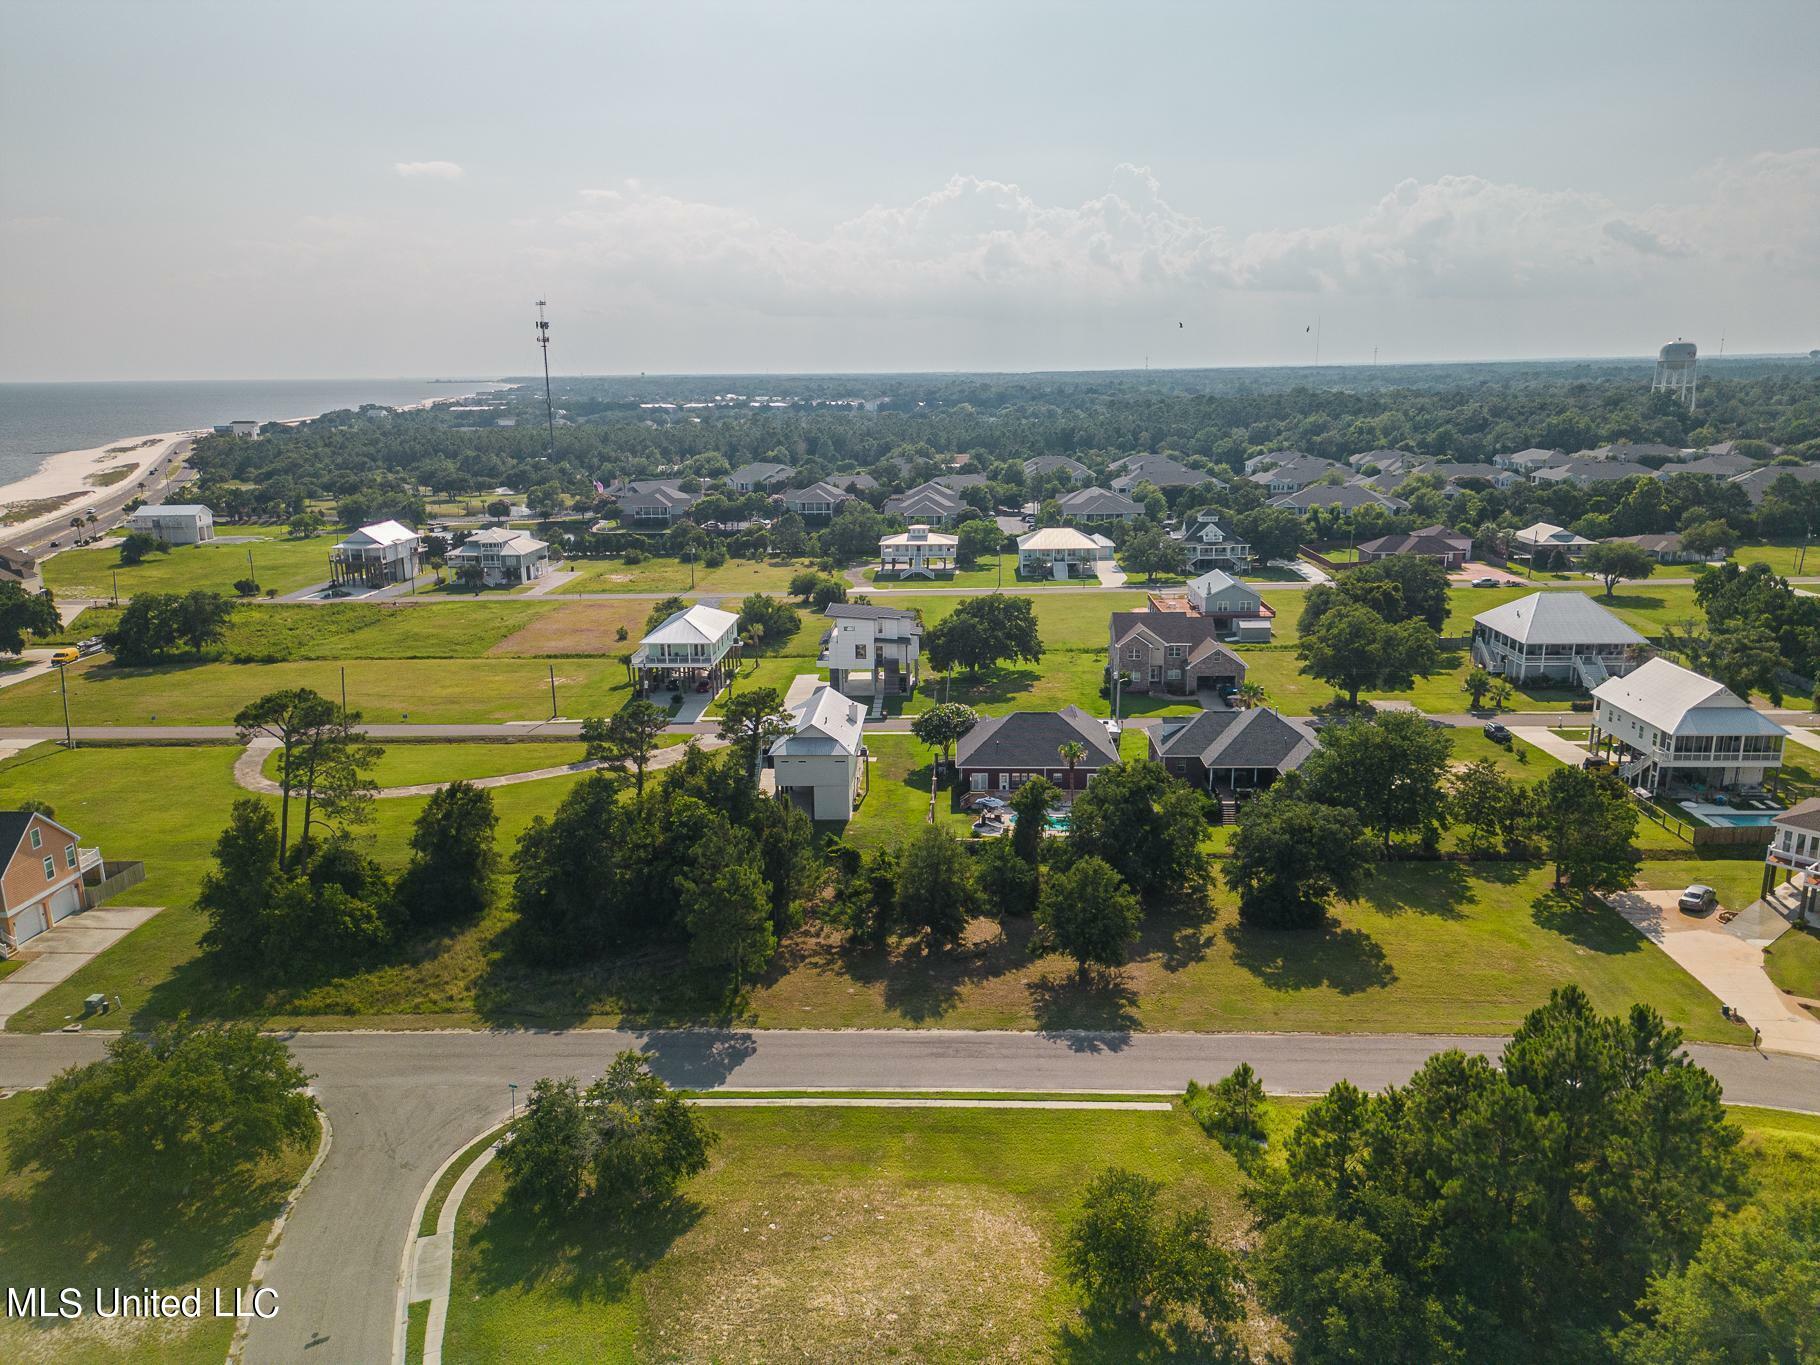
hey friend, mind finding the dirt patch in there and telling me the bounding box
[85,463,138,488]
[0,493,84,525]
[654,1183,1052,1362]
[489,601,650,656]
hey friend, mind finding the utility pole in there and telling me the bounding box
[549,663,558,720]
[57,663,73,749]
[534,300,556,458]
[340,665,347,723]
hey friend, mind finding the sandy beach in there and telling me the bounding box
[0,429,200,536]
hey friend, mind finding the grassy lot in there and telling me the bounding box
[1232,645,1579,716]
[561,556,819,596]
[841,735,974,847]
[262,741,590,789]
[441,1100,1815,1363]
[0,739,1750,1043]
[0,1093,317,1365]
[444,1101,1258,1363]
[43,526,342,600]
[906,590,1148,650]
[0,655,635,726]
[485,600,654,655]
[1731,543,1820,578]
[1766,927,1820,999]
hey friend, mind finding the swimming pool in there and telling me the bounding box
[1044,813,1072,832]
[1699,811,1778,827]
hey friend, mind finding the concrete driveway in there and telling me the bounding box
[0,906,161,1026]
[1608,888,1820,1059]
[1511,726,1590,766]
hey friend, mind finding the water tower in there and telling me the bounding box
[1652,339,1698,411]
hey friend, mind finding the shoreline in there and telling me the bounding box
[0,386,508,538]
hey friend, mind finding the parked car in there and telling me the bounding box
[1471,576,1501,588]
[49,647,79,665]
[75,637,105,657]
[1482,722,1512,742]
[1102,718,1122,739]
[1678,884,1718,915]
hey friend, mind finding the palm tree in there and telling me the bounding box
[1488,677,1513,712]
[1235,681,1268,710]
[741,622,765,669]
[1058,740,1087,798]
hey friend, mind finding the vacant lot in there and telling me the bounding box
[487,600,652,655]
[441,1100,1817,1364]
[445,1102,1256,1363]
[562,556,819,596]
[0,1092,318,1365]
[43,526,342,600]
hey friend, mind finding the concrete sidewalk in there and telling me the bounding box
[0,906,161,1026]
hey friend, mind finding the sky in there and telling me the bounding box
[3,0,1819,381]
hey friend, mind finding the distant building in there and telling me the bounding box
[1510,521,1595,562]
[882,481,967,525]
[329,520,422,589]
[782,481,852,519]
[1729,464,1820,505]
[1016,527,1102,580]
[1530,459,1654,486]
[1269,483,1407,513]
[1055,486,1144,523]
[879,524,958,578]
[446,527,550,586]
[1111,457,1213,495]
[1183,570,1270,636]
[617,481,698,524]
[1176,510,1251,573]
[1250,454,1342,495]
[1023,455,1093,485]
[727,461,794,492]
[212,420,261,439]
[1110,611,1247,696]
[1494,447,1568,473]
[1609,531,1720,565]
[1470,590,1647,687]
[1356,525,1472,568]
[125,503,214,546]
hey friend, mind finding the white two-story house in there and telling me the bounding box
[1764,800,1820,925]
[1016,527,1101,579]
[1589,657,1787,796]
[819,602,923,697]
[445,527,550,587]
[879,524,958,578]
[767,683,868,820]
[1176,510,1251,573]
[329,520,423,589]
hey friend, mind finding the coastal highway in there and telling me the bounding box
[2,1027,1815,1364]
[1,434,196,577]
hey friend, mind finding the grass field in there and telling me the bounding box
[0,655,635,726]
[262,741,590,789]
[0,736,1751,1042]
[0,1093,317,1365]
[444,1101,1257,1363]
[43,526,342,600]
[441,1099,1817,1363]
[561,556,819,596]
[1731,543,1820,578]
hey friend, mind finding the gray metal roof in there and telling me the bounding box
[1472,591,1646,647]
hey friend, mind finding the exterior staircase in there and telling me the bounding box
[1575,654,1609,690]
[1618,753,1653,784]
[1218,793,1239,825]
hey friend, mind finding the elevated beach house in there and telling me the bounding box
[879,524,958,578]
[1762,800,1820,925]
[766,683,868,820]
[955,706,1119,798]
[329,520,423,589]
[1176,510,1251,573]
[1016,527,1102,580]
[819,602,923,697]
[1470,591,1647,687]
[1110,610,1247,696]
[1588,656,1786,796]
[630,603,741,697]
[125,503,215,545]
[445,527,550,587]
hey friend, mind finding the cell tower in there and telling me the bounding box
[1652,339,1698,412]
[534,299,556,456]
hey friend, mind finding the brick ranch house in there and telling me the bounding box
[955,707,1119,798]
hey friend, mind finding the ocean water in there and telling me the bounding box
[0,379,506,484]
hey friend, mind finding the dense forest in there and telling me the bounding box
[186,360,1820,553]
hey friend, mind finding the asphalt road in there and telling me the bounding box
[2,438,196,571]
[3,1027,1815,1364]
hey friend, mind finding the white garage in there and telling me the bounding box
[49,881,82,922]
[10,904,49,945]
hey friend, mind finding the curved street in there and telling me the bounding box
[3,1027,1815,1364]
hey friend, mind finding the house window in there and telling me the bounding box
[29,827,40,849]
[64,844,76,869]
[42,856,55,879]
[854,644,868,660]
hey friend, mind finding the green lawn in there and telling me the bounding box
[43,526,343,600]
[1232,645,1578,716]
[263,741,590,789]
[905,590,1148,650]
[444,1101,1253,1362]
[0,655,635,726]
[441,1099,1815,1363]
[840,735,974,847]
[1765,927,1820,999]
[561,557,820,596]
[0,1092,318,1365]
[0,741,1750,1044]
[1731,543,1820,578]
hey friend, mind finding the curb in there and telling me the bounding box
[227,1101,333,1364]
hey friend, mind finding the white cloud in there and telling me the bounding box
[394,160,465,180]
[537,151,1819,321]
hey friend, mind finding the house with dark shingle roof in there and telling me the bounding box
[955,706,1120,798]
[1356,525,1473,568]
[782,481,853,518]
[1149,708,1317,792]
[882,481,967,524]
[1110,611,1247,696]
[728,461,795,492]
[1111,457,1213,495]
[1024,455,1093,485]
[1269,483,1409,513]
[1056,486,1144,523]
[1250,454,1343,495]
[1729,463,1820,505]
